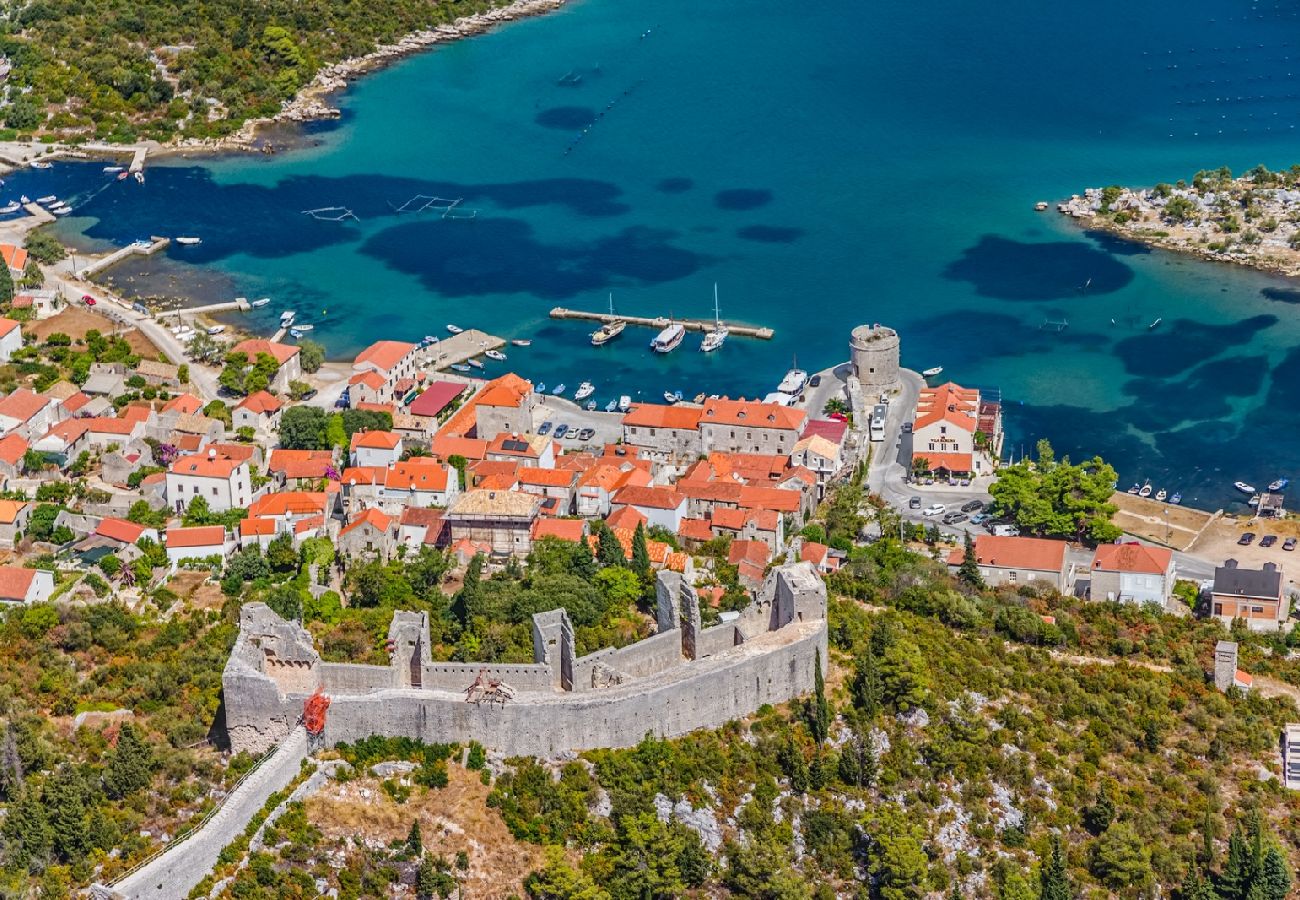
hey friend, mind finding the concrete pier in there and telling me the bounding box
[549,307,774,339]
[423,329,507,370]
[156,298,251,317]
[78,237,169,280]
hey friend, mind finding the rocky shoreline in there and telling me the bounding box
[168,0,567,155]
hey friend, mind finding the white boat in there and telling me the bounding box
[574,382,595,400]
[290,323,313,332]
[700,284,729,353]
[51,207,70,216]
[591,294,626,346]
[466,358,484,370]
[289,328,306,339]
[134,171,145,184]
[446,324,464,334]
[1170,493,1182,505]
[175,237,202,246]
[250,298,270,308]
[29,161,51,170]
[663,390,683,404]
[536,382,547,394]
[1138,483,1152,498]
[552,383,567,396]
[618,395,631,412]
[280,311,297,327]
[1234,481,1256,494]
[512,339,532,347]
[36,195,56,204]
[650,321,685,353]
[585,400,597,411]
[0,202,19,214]
[485,349,506,361]
[1247,494,1261,507]
[922,366,944,378]
[103,166,124,173]
[450,363,472,373]
[1155,488,1167,502]
[206,325,226,336]
[19,195,28,204]
[1269,478,1290,492]
[604,400,618,412]
[778,365,808,394]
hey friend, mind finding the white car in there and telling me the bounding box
[922,503,946,517]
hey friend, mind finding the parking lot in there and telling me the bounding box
[533,396,624,451]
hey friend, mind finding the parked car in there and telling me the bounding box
[1285,537,1297,552]
[901,422,913,433]
[1260,535,1278,548]
[82,295,97,306]
[970,512,989,525]
[299,388,318,401]
[809,374,821,387]
[1238,532,1256,546]
[537,421,553,436]
[942,512,969,525]
[922,503,946,517]
[552,424,569,439]
[908,496,922,509]
[961,499,984,513]
[578,428,595,441]
[989,523,1020,537]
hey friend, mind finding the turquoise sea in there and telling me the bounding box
[8,0,1300,506]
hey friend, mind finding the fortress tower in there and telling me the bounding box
[849,323,901,394]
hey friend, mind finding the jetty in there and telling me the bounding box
[549,307,774,339]
[155,298,252,318]
[78,237,169,280]
[423,329,507,370]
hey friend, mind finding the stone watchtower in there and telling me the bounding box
[1214,640,1238,693]
[849,324,901,394]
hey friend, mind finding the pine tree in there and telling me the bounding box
[103,723,153,800]
[451,554,484,627]
[1180,866,1219,900]
[596,523,627,568]
[0,260,14,305]
[569,538,597,580]
[958,530,983,588]
[417,853,438,900]
[631,522,652,578]
[806,649,830,743]
[1039,834,1071,900]
[1082,784,1115,835]
[1219,828,1250,900]
[1,784,50,865]
[407,820,423,856]
[1202,805,1218,869]
[1260,848,1292,900]
[45,766,90,863]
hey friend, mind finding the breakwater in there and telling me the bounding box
[550,307,774,339]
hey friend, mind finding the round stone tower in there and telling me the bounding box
[850,323,901,393]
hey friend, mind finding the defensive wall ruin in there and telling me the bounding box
[223,563,829,757]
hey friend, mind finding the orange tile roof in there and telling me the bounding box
[169,453,243,478]
[678,518,714,542]
[268,449,335,479]
[165,525,226,548]
[355,401,396,415]
[0,244,28,272]
[340,507,393,537]
[577,464,638,492]
[0,389,49,423]
[340,465,387,486]
[914,382,979,432]
[946,535,1067,572]
[97,517,148,543]
[41,419,89,445]
[477,471,519,491]
[237,391,282,414]
[476,373,532,408]
[736,486,801,513]
[1092,543,1173,575]
[622,403,701,430]
[432,435,488,461]
[700,399,806,431]
[914,451,974,473]
[606,505,648,531]
[84,417,139,435]
[0,317,19,338]
[0,566,35,601]
[62,392,90,414]
[0,499,26,525]
[248,492,329,518]
[517,467,575,488]
[729,539,771,568]
[349,371,386,390]
[612,485,684,510]
[400,507,444,528]
[162,393,204,415]
[532,518,587,543]
[209,442,257,462]
[119,405,153,424]
[350,430,402,451]
[232,339,300,365]
[386,461,450,491]
[704,451,791,483]
[239,517,278,537]
[353,340,417,373]
[173,434,203,452]
[1236,670,1253,686]
[0,433,28,465]
[800,541,830,565]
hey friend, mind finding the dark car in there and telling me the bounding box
[537,421,553,436]
[908,496,922,509]
[1285,537,1297,552]
[552,424,568,439]
[1238,532,1257,546]
[942,512,968,525]
[578,427,595,441]
[809,374,822,387]
[299,388,318,401]
[1260,535,1278,548]
[901,422,913,433]
[961,499,984,513]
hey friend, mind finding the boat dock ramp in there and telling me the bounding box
[548,307,774,339]
[77,237,170,280]
[155,298,251,318]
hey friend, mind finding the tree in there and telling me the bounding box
[631,522,652,579]
[569,538,597,580]
[21,448,46,474]
[1040,835,1071,900]
[1083,784,1115,835]
[878,638,929,712]
[104,723,153,799]
[1219,827,1251,900]
[452,554,485,626]
[958,531,983,589]
[805,649,830,743]
[218,351,250,394]
[596,523,626,568]
[406,820,423,856]
[1260,847,1292,900]
[266,533,299,573]
[326,412,347,450]
[182,494,214,525]
[594,566,641,614]
[279,405,329,449]
[0,260,13,305]
[24,228,66,264]
[864,804,929,900]
[988,443,1121,543]
[128,499,167,528]
[45,766,90,862]
[526,846,611,900]
[1180,867,1219,900]
[1089,822,1152,894]
[2,785,51,865]
[222,546,270,596]
[298,339,325,373]
[602,812,687,900]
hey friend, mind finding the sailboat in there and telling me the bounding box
[700,283,728,352]
[590,293,626,346]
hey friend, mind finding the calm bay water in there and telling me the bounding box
[9,0,1300,506]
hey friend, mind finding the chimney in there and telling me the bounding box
[208,448,217,459]
[1224,559,1239,569]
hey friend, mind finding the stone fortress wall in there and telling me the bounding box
[223,563,829,757]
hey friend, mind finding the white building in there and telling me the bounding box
[351,340,420,403]
[167,451,253,514]
[164,525,231,567]
[0,317,21,363]
[0,566,55,604]
[1089,543,1175,606]
[350,430,404,468]
[1284,724,1300,791]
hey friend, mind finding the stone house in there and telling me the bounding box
[696,399,806,457]
[575,463,652,519]
[230,340,302,394]
[1210,559,1288,632]
[485,432,555,469]
[1089,543,1175,606]
[350,430,403,468]
[233,391,283,434]
[945,535,1073,592]
[0,389,65,439]
[134,359,181,388]
[0,433,26,486]
[911,381,1002,477]
[164,525,231,567]
[471,374,537,440]
[609,485,687,532]
[351,340,419,404]
[621,403,703,461]
[166,451,253,514]
[337,508,398,561]
[516,467,577,516]
[444,489,542,558]
[0,499,29,548]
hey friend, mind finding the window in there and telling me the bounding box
[1252,606,1265,614]
[1214,603,1223,615]
[212,488,218,496]
[1008,571,1017,583]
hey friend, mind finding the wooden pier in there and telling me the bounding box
[549,307,774,339]
[78,237,169,280]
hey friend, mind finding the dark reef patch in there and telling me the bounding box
[1113,315,1276,378]
[943,235,1133,300]
[714,188,773,211]
[736,225,804,243]
[535,106,598,130]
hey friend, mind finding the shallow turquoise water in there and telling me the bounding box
[11,0,1300,505]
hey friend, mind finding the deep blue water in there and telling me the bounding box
[8,0,1300,507]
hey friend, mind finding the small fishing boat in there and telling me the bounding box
[117,171,129,181]
[585,400,597,411]
[1138,482,1153,498]
[36,195,56,204]
[446,324,464,334]
[1170,493,1182,505]
[1248,494,1261,507]
[618,395,632,412]
[604,399,618,412]
[466,359,484,370]
[422,335,439,346]
[591,296,627,346]
[134,171,145,184]
[175,237,202,246]
[511,339,532,347]
[103,166,124,173]
[291,323,314,332]
[1155,488,1167,502]
[694,393,706,404]
[1234,481,1256,494]
[51,207,70,216]
[280,311,297,327]
[552,383,567,396]
[29,161,52,170]
[574,382,595,401]
[536,382,547,394]
[485,349,507,361]
[450,363,472,373]
[250,298,271,308]
[922,366,944,378]
[1148,317,1162,329]
[1127,484,1140,494]
[663,390,683,404]
[0,202,19,214]
[206,325,226,336]
[19,196,28,204]
[289,328,306,339]
[1269,478,1290,492]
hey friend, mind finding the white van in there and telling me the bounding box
[989,523,1020,537]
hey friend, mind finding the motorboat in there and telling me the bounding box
[175,237,202,246]
[289,328,306,339]
[466,359,484,370]
[29,160,51,169]
[1269,478,1290,492]
[1248,494,1261,507]
[117,172,129,181]
[700,284,728,353]
[19,196,28,204]
[1155,488,1167,502]
[694,393,706,404]
[134,172,145,184]
[663,390,683,404]
[1138,483,1152,498]
[103,166,124,173]
[604,399,618,412]
[36,195,56,204]
[536,382,546,394]
[51,207,70,216]
[280,311,297,327]
[583,400,596,411]
[618,395,632,412]
[206,325,225,336]
[512,339,532,347]
[292,323,314,332]
[1169,493,1182,505]
[574,382,595,401]
[650,321,685,353]
[1127,484,1140,494]
[250,298,271,308]
[446,324,464,334]
[0,202,19,214]
[485,349,507,361]
[450,363,472,373]
[1234,481,1256,494]
[778,365,808,394]
[552,383,567,396]
[922,366,944,378]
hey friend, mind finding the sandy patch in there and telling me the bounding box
[25,307,160,357]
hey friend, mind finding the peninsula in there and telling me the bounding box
[1058,164,1300,277]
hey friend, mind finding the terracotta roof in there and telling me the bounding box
[386,461,451,491]
[409,381,467,417]
[793,434,841,461]
[85,417,139,435]
[431,435,488,461]
[612,485,684,510]
[679,518,714,542]
[40,419,90,446]
[231,339,299,365]
[914,451,974,473]
[946,535,1067,572]
[162,393,204,415]
[169,453,243,478]
[517,467,575,488]
[700,398,806,431]
[62,392,91,414]
[353,340,417,373]
[0,389,49,423]
[915,382,979,432]
[729,539,771,568]
[350,430,402,451]
[248,491,329,518]
[606,505,648,531]
[355,401,397,415]
[237,391,282,415]
[173,434,202,452]
[119,405,154,424]
[0,499,26,525]
[801,418,848,444]
[477,471,520,491]
[0,433,27,465]
[1236,670,1254,686]
[239,517,278,537]
[532,518,587,543]
[0,245,28,272]
[578,464,646,492]
[622,403,701,430]
[209,442,257,462]
[1092,543,1173,575]
[165,525,226,548]
[710,507,751,530]
[800,541,830,565]
[0,317,18,339]
[340,507,392,537]
[736,485,801,513]
[400,507,444,527]
[349,371,386,390]
[475,374,532,408]
[268,449,335,479]
[0,566,35,601]
[97,517,148,544]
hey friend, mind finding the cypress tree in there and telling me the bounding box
[851,646,882,717]
[451,554,484,627]
[1202,805,1218,869]
[104,723,153,800]
[806,649,830,743]
[1039,834,1071,900]
[1082,784,1115,836]
[958,530,983,588]
[631,522,652,578]
[596,523,627,568]
[1260,847,1292,900]
[406,820,422,856]
[1180,866,1220,900]
[569,537,597,580]
[0,259,13,305]
[1219,828,1250,900]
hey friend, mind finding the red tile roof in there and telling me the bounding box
[162,393,204,415]
[239,517,278,537]
[85,417,139,435]
[0,566,36,601]
[606,505,647,531]
[431,435,488,461]
[532,518,587,543]
[800,541,830,565]
[801,418,848,444]
[387,461,451,492]
[0,389,49,423]
[268,449,335,479]
[915,382,979,432]
[349,371,386,390]
[517,467,575,488]
[700,398,806,431]
[248,492,329,518]
[400,507,444,528]
[350,430,402,451]
[612,485,684,510]
[946,535,1067,572]
[0,433,26,465]
[169,453,243,478]
[728,539,771,568]
[232,339,299,365]
[165,525,226,548]
[353,340,417,373]
[622,403,701,430]
[1092,543,1173,575]
[97,517,148,544]
[340,507,392,536]
[409,381,468,417]
[678,518,714,542]
[914,451,974,473]
[237,391,282,414]
[0,245,28,273]
[62,392,91,414]
[0,317,19,338]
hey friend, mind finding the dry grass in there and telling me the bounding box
[24,306,160,356]
[166,571,226,610]
[1110,492,1215,551]
[306,764,553,898]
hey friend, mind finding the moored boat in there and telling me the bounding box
[604,400,618,412]
[250,298,271,308]
[778,365,808,395]
[700,284,728,352]
[51,207,70,216]
[591,294,626,346]
[280,312,297,328]
[206,325,226,336]
[29,161,51,170]
[117,172,129,181]
[446,324,464,334]
[1269,477,1290,492]
[485,349,507,361]
[1138,482,1152,498]
[0,202,19,214]
[1248,494,1261,507]
[1234,481,1256,494]
[585,400,597,411]
[574,382,595,401]
[512,339,532,347]
[289,328,305,339]
[450,363,472,373]
[618,395,631,412]
[36,195,56,204]
[922,366,944,378]
[552,383,567,396]
[466,359,484,370]
[103,166,124,173]
[1127,484,1140,494]
[175,236,202,245]
[134,171,145,184]
[1155,488,1167,502]
[1170,493,1182,505]
[650,321,685,353]
[292,323,314,332]
[663,390,683,404]
[536,382,546,394]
